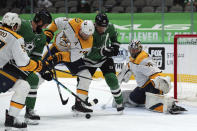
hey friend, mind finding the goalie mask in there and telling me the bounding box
[2,12,21,31]
[128,40,142,58]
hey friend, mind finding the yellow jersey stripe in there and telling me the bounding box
[0,70,17,82]
[10,101,24,109]
[58,52,71,62]
[141,80,152,88]
[47,21,58,33]
[77,89,88,95]
[19,60,41,72]
[0,27,22,39]
[150,73,163,79]
[131,51,149,64]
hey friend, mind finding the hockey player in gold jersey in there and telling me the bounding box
[114,40,186,114]
[43,17,95,113]
[0,12,51,130]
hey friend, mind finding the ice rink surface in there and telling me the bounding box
[0,78,197,131]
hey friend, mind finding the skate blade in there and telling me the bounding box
[117,110,124,115]
[5,127,28,131]
[25,118,39,125]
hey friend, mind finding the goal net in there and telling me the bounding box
[174,34,197,104]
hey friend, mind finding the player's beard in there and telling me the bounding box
[35,25,42,34]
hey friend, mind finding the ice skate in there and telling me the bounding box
[168,102,187,114]
[72,99,93,118]
[4,110,27,131]
[116,103,124,114]
[24,108,40,125]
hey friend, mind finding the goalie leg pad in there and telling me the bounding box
[145,92,175,113]
[152,76,171,94]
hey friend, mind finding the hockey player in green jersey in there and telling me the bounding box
[18,8,52,125]
[83,13,124,112]
[2,8,52,125]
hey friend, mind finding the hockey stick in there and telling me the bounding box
[46,43,69,105]
[104,33,109,50]
[55,68,104,82]
[54,68,93,80]
[53,78,98,106]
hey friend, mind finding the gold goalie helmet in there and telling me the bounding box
[128,40,142,58]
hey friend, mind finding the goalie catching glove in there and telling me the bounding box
[101,43,120,57]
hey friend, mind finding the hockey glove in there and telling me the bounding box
[44,30,54,43]
[46,52,64,68]
[101,46,113,57]
[111,43,120,56]
[39,61,51,73]
[101,46,118,57]
[101,44,120,57]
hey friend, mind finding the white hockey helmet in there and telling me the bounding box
[2,12,21,31]
[81,20,95,35]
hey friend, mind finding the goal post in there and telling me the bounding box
[174,34,197,101]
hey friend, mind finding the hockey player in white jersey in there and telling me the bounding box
[0,12,51,130]
[43,18,95,113]
[113,40,186,114]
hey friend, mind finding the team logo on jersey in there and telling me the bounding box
[20,44,26,52]
[60,32,72,49]
[148,47,165,70]
[24,42,35,54]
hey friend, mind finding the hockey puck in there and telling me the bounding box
[85,114,91,119]
[94,99,98,104]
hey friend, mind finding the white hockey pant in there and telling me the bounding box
[76,69,92,101]
[8,79,30,117]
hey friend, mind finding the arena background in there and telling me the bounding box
[0,0,197,81]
